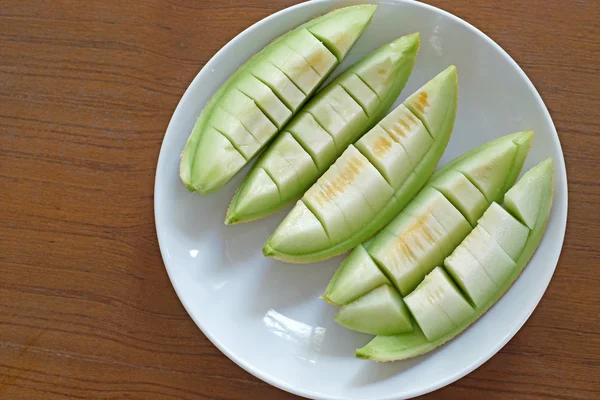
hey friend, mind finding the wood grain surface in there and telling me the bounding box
[1,0,599,399]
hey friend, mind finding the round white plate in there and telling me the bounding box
[154,1,568,398]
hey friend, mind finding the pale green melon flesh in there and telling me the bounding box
[321,131,532,300]
[504,158,554,230]
[257,144,300,203]
[189,127,247,192]
[209,108,262,160]
[368,187,470,295]
[226,132,318,224]
[302,145,391,244]
[354,125,412,189]
[431,170,489,227]
[266,44,324,95]
[463,226,516,285]
[249,62,305,111]
[444,245,498,307]
[235,74,292,128]
[230,168,280,219]
[264,65,456,261]
[379,104,433,166]
[340,145,394,211]
[180,5,376,193]
[228,33,420,223]
[323,245,390,306]
[316,163,375,233]
[286,113,337,172]
[335,285,413,335]
[308,103,350,149]
[455,139,518,202]
[356,159,553,361]
[324,86,369,132]
[369,218,447,296]
[284,29,338,77]
[404,66,459,139]
[307,5,378,60]
[404,267,474,341]
[265,200,331,254]
[303,181,354,245]
[478,202,530,260]
[218,89,278,144]
[353,34,420,98]
[340,73,380,116]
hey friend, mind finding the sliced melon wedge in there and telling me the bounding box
[226,32,420,224]
[263,66,457,261]
[324,131,532,304]
[323,244,390,306]
[323,131,532,308]
[356,158,554,361]
[335,285,413,335]
[180,5,377,194]
[404,267,474,341]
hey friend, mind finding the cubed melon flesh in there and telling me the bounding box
[404,66,458,139]
[264,200,331,255]
[404,188,473,254]
[504,158,554,230]
[404,267,474,341]
[369,214,448,296]
[225,132,318,224]
[354,125,412,189]
[236,74,292,128]
[229,168,280,221]
[307,5,377,60]
[455,139,518,202]
[256,144,300,203]
[431,170,489,227]
[284,29,338,77]
[209,108,262,160]
[316,163,375,233]
[190,127,246,192]
[273,132,320,189]
[444,245,498,308]
[286,113,337,172]
[249,62,306,111]
[219,89,278,144]
[303,180,354,245]
[368,187,471,295]
[327,85,368,127]
[478,202,530,260]
[462,225,516,285]
[307,88,368,150]
[266,45,322,95]
[335,285,413,335]
[303,145,392,242]
[341,145,395,211]
[323,245,390,306]
[340,73,380,116]
[379,104,433,166]
[353,33,420,99]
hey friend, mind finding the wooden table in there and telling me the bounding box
[1,1,599,398]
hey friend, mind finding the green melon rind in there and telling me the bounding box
[263,66,457,262]
[355,158,554,361]
[180,5,377,194]
[225,32,420,223]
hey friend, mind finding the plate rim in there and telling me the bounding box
[154,1,569,399]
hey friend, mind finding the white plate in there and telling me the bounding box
[154,1,568,398]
